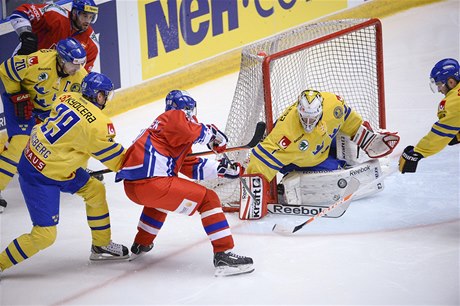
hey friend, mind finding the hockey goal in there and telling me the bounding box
[202,18,385,211]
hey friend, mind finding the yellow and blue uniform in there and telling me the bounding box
[0,49,86,190]
[413,82,460,157]
[0,91,125,271]
[246,92,363,182]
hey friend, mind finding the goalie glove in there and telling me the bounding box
[17,31,38,55]
[9,92,33,120]
[206,124,228,154]
[352,121,400,158]
[217,158,244,179]
[399,145,423,173]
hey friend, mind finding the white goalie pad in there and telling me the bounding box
[280,159,384,208]
[336,131,370,166]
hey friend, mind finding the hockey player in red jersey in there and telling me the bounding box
[115,90,254,277]
[9,0,99,72]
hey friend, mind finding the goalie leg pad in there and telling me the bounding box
[281,159,384,207]
[239,174,269,220]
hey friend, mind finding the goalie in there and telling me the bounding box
[241,89,400,219]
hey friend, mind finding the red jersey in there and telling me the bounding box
[116,110,219,182]
[10,3,99,72]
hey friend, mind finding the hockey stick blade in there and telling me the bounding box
[189,121,266,157]
[272,177,360,235]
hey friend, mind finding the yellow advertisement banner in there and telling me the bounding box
[138,0,348,80]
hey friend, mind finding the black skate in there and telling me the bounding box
[90,241,129,261]
[129,242,153,261]
[213,250,254,277]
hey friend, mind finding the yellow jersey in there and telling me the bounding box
[414,82,460,157]
[247,92,363,182]
[23,92,125,181]
[0,49,87,115]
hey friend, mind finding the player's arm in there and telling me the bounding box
[88,122,126,172]
[399,113,460,173]
[0,56,34,120]
[9,4,40,55]
[84,31,100,72]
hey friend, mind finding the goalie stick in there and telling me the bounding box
[272,165,398,235]
[88,121,267,177]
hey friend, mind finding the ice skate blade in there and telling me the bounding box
[214,264,255,277]
[128,252,148,262]
[89,253,129,261]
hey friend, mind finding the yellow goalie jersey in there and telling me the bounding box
[247,92,363,182]
[0,49,87,114]
[24,92,125,181]
[414,82,460,157]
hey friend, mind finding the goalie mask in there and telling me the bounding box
[165,90,197,118]
[297,89,323,133]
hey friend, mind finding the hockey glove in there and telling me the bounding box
[17,32,38,55]
[448,133,460,146]
[217,158,244,179]
[206,124,228,154]
[9,92,33,120]
[399,145,424,173]
[352,121,400,158]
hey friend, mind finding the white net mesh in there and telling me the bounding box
[200,19,385,210]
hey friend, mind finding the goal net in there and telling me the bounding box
[201,18,385,211]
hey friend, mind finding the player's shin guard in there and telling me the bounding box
[77,178,111,246]
[239,174,269,220]
[198,189,234,253]
[0,226,56,271]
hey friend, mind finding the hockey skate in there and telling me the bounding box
[90,241,129,261]
[213,250,254,277]
[129,242,153,261]
[0,191,7,213]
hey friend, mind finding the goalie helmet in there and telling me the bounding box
[297,89,323,133]
[56,38,87,65]
[81,72,114,109]
[165,90,197,117]
[72,0,98,23]
[430,58,460,92]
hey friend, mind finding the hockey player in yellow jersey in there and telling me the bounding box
[241,89,400,219]
[0,72,129,275]
[0,37,87,211]
[399,58,460,173]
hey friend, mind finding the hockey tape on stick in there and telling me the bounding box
[89,121,266,177]
[189,121,266,157]
[272,166,398,235]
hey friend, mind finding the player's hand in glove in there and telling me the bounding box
[399,145,424,173]
[217,158,244,179]
[206,124,228,154]
[352,121,400,158]
[9,92,33,120]
[17,32,38,55]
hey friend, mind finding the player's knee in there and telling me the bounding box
[77,177,106,207]
[198,189,221,213]
[30,226,57,250]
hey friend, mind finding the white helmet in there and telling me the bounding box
[297,89,323,133]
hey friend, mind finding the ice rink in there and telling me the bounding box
[0,1,459,305]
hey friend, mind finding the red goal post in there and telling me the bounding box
[201,18,386,211]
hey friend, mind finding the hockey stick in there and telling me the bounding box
[88,121,267,177]
[272,177,360,235]
[272,166,398,235]
[188,121,266,157]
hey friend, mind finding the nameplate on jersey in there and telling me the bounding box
[24,145,46,171]
[267,203,346,218]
